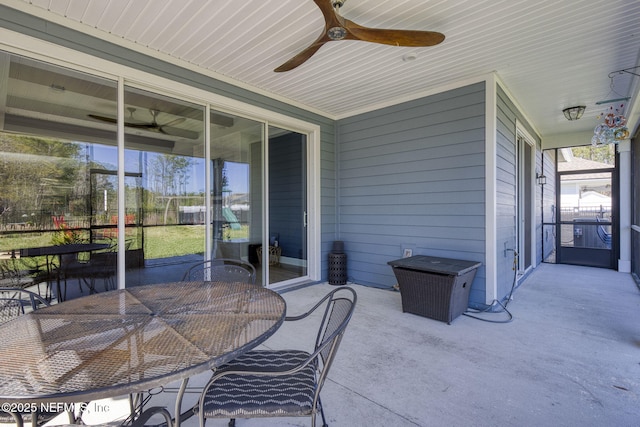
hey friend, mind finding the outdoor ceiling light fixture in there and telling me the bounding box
[536,172,547,186]
[562,106,586,121]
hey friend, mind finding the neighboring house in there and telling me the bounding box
[0,5,636,308]
[558,150,613,212]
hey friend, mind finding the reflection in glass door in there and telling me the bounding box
[210,111,263,276]
[123,86,206,286]
[208,116,309,287]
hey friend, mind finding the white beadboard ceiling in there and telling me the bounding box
[5,0,640,138]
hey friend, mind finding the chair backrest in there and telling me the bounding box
[182,258,257,284]
[307,287,357,409]
[90,251,118,267]
[312,287,357,364]
[0,288,49,324]
[282,287,356,405]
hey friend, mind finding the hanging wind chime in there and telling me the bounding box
[592,66,639,146]
[592,104,629,146]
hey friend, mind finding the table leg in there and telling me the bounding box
[174,378,189,427]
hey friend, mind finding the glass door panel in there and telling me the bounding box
[0,52,118,299]
[210,111,263,280]
[267,126,308,286]
[123,86,205,286]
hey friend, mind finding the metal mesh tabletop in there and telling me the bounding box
[0,281,286,403]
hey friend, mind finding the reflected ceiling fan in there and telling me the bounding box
[275,0,445,72]
[88,107,186,135]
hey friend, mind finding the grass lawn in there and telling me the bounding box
[1,224,249,267]
[143,225,206,258]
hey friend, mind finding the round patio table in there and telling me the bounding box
[0,281,286,406]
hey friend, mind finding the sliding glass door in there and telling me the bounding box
[1,50,315,294]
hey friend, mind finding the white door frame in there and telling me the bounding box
[516,122,537,277]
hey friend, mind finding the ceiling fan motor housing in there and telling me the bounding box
[328,27,347,40]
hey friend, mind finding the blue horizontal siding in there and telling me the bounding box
[494,84,541,304]
[337,82,487,304]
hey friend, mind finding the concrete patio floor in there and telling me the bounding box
[61,263,640,426]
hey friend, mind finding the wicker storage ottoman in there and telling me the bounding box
[388,255,481,324]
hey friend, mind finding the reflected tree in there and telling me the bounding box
[147,154,195,225]
[149,154,194,197]
[0,133,81,226]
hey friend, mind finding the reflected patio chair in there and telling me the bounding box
[83,250,118,292]
[0,287,49,324]
[197,286,357,427]
[61,245,117,296]
[58,252,90,299]
[182,258,256,285]
[0,258,33,289]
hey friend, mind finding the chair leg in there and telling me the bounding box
[317,396,328,427]
[7,412,23,427]
[228,419,236,427]
[130,406,173,427]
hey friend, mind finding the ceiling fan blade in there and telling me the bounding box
[89,112,197,138]
[125,122,157,129]
[274,38,329,72]
[160,117,186,128]
[346,22,445,47]
[88,114,118,124]
[88,114,154,128]
[158,126,200,140]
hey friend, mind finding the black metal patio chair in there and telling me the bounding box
[182,258,256,285]
[197,286,357,427]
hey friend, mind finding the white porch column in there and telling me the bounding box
[617,139,631,273]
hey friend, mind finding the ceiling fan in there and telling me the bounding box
[88,108,186,135]
[275,0,445,72]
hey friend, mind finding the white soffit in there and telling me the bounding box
[3,0,640,137]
